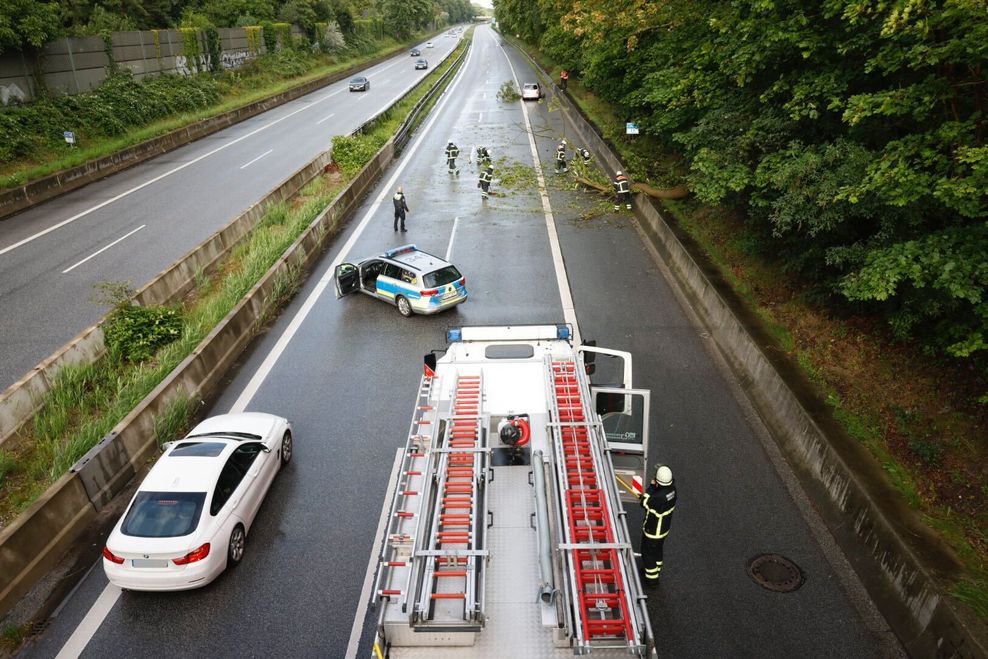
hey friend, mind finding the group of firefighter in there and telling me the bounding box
[443,138,633,211]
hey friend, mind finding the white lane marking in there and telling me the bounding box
[344,447,403,659]
[497,38,582,344]
[316,112,336,125]
[0,52,426,258]
[61,225,146,274]
[239,149,273,170]
[478,112,483,123]
[54,583,122,659]
[445,216,459,261]
[229,34,477,414]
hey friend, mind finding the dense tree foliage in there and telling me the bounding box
[496,0,988,362]
[0,0,474,40]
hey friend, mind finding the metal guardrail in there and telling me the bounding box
[350,32,471,151]
[394,38,471,152]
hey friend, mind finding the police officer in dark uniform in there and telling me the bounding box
[640,464,676,587]
[393,186,409,231]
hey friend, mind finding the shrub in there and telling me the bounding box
[103,304,183,363]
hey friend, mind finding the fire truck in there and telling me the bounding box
[371,324,657,657]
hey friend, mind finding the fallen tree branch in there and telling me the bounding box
[574,175,690,200]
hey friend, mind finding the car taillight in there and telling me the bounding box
[421,289,439,296]
[172,543,210,565]
[458,277,466,286]
[102,546,125,564]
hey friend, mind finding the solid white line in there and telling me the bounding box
[445,216,459,261]
[239,149,273,170]
[478,112,483,123]
[54,584,121,659]
[62,225,146,274]
[229,33,477,414]
[497,40,582,344]
[344,447,403,659]
[316,112,336,125]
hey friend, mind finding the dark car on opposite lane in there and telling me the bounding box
[349,76,370,92]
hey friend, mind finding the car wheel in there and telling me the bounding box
[280,430,293,465]
[228,524,246,568]
[396,296,413,317]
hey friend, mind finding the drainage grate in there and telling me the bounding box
[747,554,804,593]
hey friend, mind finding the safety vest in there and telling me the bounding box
[480,169,493,184]
[640,483,676,539]
[614,176,630,194]
[446,144,459,158]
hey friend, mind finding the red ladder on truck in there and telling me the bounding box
[548,358,638,651]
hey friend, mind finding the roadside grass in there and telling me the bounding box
[0,28,475,531]
[0,30,439,190]
[507,35,988,619]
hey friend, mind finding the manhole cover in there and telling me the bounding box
[747,554,804,593]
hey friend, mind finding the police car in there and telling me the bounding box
[334,245,467,317]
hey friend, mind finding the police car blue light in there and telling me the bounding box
[334,245,468,317]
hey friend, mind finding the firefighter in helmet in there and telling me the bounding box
[639,464,676,587]
[613,170,631,210]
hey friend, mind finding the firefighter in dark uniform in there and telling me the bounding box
[555,139,568,173]
[476,145,491,168]
[640,464,676,587]
[579,147,592,165]
[445,140,460,175]
[479,165,494,200]
[614,170,632,210]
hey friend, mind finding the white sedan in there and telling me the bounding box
[102,412,293,591]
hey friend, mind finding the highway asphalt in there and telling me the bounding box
[0,33,461,391]
[20,26,903,658]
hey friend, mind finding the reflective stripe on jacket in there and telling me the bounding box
[556,146,566,161]
[640,482,676,539]
[614,176,630,194]
[480,169,493,183]
[446,145,459,158]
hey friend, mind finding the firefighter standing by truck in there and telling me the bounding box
[639,464,676,587]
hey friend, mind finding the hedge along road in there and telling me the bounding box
[0,32,462,392]
[24,25,900,659]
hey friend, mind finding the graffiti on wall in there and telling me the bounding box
[1,82,27,105]
[174,49,254,76]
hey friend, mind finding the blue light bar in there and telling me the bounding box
[447,328,463,342]
[384,244,418,258]
[556,324,572,340]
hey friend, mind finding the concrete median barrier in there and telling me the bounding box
[513,44,987,658]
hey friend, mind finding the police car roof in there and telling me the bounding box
[380,245,450,272]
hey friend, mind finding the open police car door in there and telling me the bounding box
[335,263,359,298]
[577,345,650,503]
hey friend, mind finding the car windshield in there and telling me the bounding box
[170,442,225,457]
[351,77,365,83]
[524,84,538,90]
[423,266,462,288]
[121,491,206,538]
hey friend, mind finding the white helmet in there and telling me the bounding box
[616,170,623,176]
[654,464,672,486]
[561,139,567,145]
[448,139,453,144]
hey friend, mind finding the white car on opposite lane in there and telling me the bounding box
[102,412,293,591]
